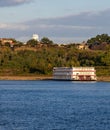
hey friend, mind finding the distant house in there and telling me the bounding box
[77,42,88,50]
[0,38,15,47]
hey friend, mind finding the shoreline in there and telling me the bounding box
[97,76,110,82]
[0,76,52,80]
[0,75,109,82]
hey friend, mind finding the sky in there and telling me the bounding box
[0,0,110,43]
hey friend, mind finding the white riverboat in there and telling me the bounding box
[53,67,97,81]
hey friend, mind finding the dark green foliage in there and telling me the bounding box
[5,42,10,47]
[26,39,38,47]
[87,34,110,50]
[40,37,53,45]
[87,34,110,44]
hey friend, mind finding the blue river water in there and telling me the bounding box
[0,80,110,130]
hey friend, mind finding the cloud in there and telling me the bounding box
[1,9,110,43]
[0,0,33,7]
[28,9,110,27]
[0,23,29,30]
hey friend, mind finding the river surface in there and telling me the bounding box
[0,80,110,130]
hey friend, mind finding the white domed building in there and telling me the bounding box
[32,34,39,41]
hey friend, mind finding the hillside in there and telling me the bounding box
[0,34,110,79]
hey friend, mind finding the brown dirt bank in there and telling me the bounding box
[0,76,52,80]
[0,76,109,82]
[97,76,110,82]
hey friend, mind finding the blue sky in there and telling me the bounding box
[0,0,110,43]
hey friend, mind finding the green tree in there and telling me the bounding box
[87,34,110,50]
[16,41,24,47]
[26,39,38,47]
[40,37,53,45]
[87,34,110,44]
[5,42,10,47]
[101,51,110,66]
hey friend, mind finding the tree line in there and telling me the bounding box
[0,34,110,76]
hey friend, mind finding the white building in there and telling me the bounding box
[32,34,39,41]
[53,67,97,81]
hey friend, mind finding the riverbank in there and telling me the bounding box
[97,76,110,82]
[0,76,52,80]
[0,75,109,81]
